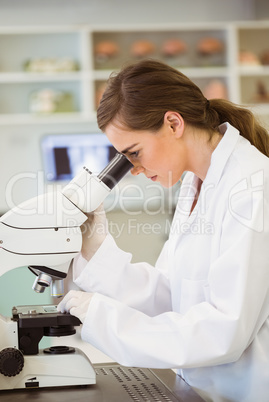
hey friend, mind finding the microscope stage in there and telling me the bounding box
[12,304,81,329]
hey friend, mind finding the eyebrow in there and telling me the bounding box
[120,143,139,154]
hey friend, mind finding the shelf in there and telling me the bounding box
[247,104,269,115]
[0,22,268,126]
[0,112,94,126]
[93,66,230,81]
[237,66,269,76]
[0,72,83,83]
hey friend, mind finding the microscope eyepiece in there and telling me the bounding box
[98,153,133,190]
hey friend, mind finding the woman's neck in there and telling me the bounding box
[184,127,222,181]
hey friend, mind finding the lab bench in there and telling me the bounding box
[0,362,203,401]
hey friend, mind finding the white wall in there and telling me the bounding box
[255,0,269,19]
[0,121,99,213]
[0,0,257,26]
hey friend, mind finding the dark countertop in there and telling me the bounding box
[0,362,204,401]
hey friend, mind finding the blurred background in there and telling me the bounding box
[0,0,269,317]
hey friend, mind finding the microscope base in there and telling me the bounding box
[0,347,96,390]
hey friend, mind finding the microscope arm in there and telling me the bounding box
[0,153,132,297]
[0,190,86,295]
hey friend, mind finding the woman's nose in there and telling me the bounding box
[131,166,145,176]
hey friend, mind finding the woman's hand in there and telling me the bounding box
[57,290,93,323]
[80,203,108,261]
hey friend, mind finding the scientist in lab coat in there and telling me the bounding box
[58,60,269,402]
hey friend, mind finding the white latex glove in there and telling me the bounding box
[80,203,108,261]
[57,290,93,323]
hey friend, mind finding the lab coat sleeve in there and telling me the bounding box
[80,189,269,369]
[73,233,172,316]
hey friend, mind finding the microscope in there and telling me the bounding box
[0,153,132,390]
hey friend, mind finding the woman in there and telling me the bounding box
[58,60,269,401]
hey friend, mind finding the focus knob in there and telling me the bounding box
[0,348,24,377]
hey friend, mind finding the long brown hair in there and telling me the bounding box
[97,59,269,157]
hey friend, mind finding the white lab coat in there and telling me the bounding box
[73,123,269,402]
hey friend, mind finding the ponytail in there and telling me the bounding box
[207,98,269,157]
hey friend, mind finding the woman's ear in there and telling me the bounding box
[164,111,184,138]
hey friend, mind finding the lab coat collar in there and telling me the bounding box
[178,122,240,221]
[198,122,240,215]
[204,122,240,189]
